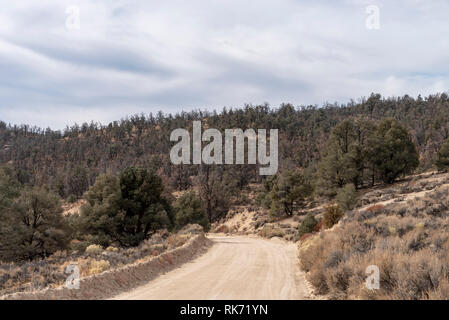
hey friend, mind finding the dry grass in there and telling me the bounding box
[260,224,285,238]
[0,226,202,296]
[299,185,449,300]
[87,260,110,275]
[85,244,103,256]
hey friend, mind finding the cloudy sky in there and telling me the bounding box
[0,0,448,129]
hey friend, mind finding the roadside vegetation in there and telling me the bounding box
[299,185,449,299]
[2,93,449,299]
[0,224,202,296]
[0,165,209,295]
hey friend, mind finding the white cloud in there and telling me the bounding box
[0,0,448,129]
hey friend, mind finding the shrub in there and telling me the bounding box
[427,277,449,300]
[313,220,324,232]
[297,214,318,238]
[174,191,210,232]
[366,204,385,214]
[70,240,89,253]
[299,233,313,242]
[260,224,285,238]
[177,224,204,235]
[336,184,358,211]
[0,230,195,295]
[166,234,190,249]
[88,260,110,275]
[85,244,103,256]
[323,205,344,228]
[298,189,449,300]
[67,194,77,203]
[215,225,230,234]
[255,192,271,209]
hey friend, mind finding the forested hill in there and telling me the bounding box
[1,93,449,199]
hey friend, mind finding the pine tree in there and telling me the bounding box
[316,119,376,197]
[336,183,358,211]
[80,168,173,247]
[436,138,449,172]
[374,119,419,184]
[269,170,313,216]
[174,191,210,231]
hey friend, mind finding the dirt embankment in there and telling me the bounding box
[1,234,212,300]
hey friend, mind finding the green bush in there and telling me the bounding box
[85,244,103,255]
[174,191,210,232]
[297,214,318,238]
[336,184,358,211]
[260,224,285,238]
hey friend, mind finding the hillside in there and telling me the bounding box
[2,93,449,300]
[297,170,449,299]
[211,171,449,299]
[2,93,449,200]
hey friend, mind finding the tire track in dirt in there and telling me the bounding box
[113,235,311,300]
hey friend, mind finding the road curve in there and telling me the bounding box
[113,235,311,300]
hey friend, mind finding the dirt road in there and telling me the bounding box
[114,235,311,300]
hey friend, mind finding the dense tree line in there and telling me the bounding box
[258,117,419,216]
[316,118,419,197]
[1,93,449,201]
[2,92,449,262]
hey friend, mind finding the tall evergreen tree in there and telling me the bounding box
[436,138,449,172]
[374,118,419,184]
[316,119,376,197]
[268,169,313,216]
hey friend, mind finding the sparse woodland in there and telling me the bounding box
[2,92,449,298]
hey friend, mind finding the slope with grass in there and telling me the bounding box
[298,172,449,300]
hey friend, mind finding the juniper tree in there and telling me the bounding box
[0,187,71,261]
